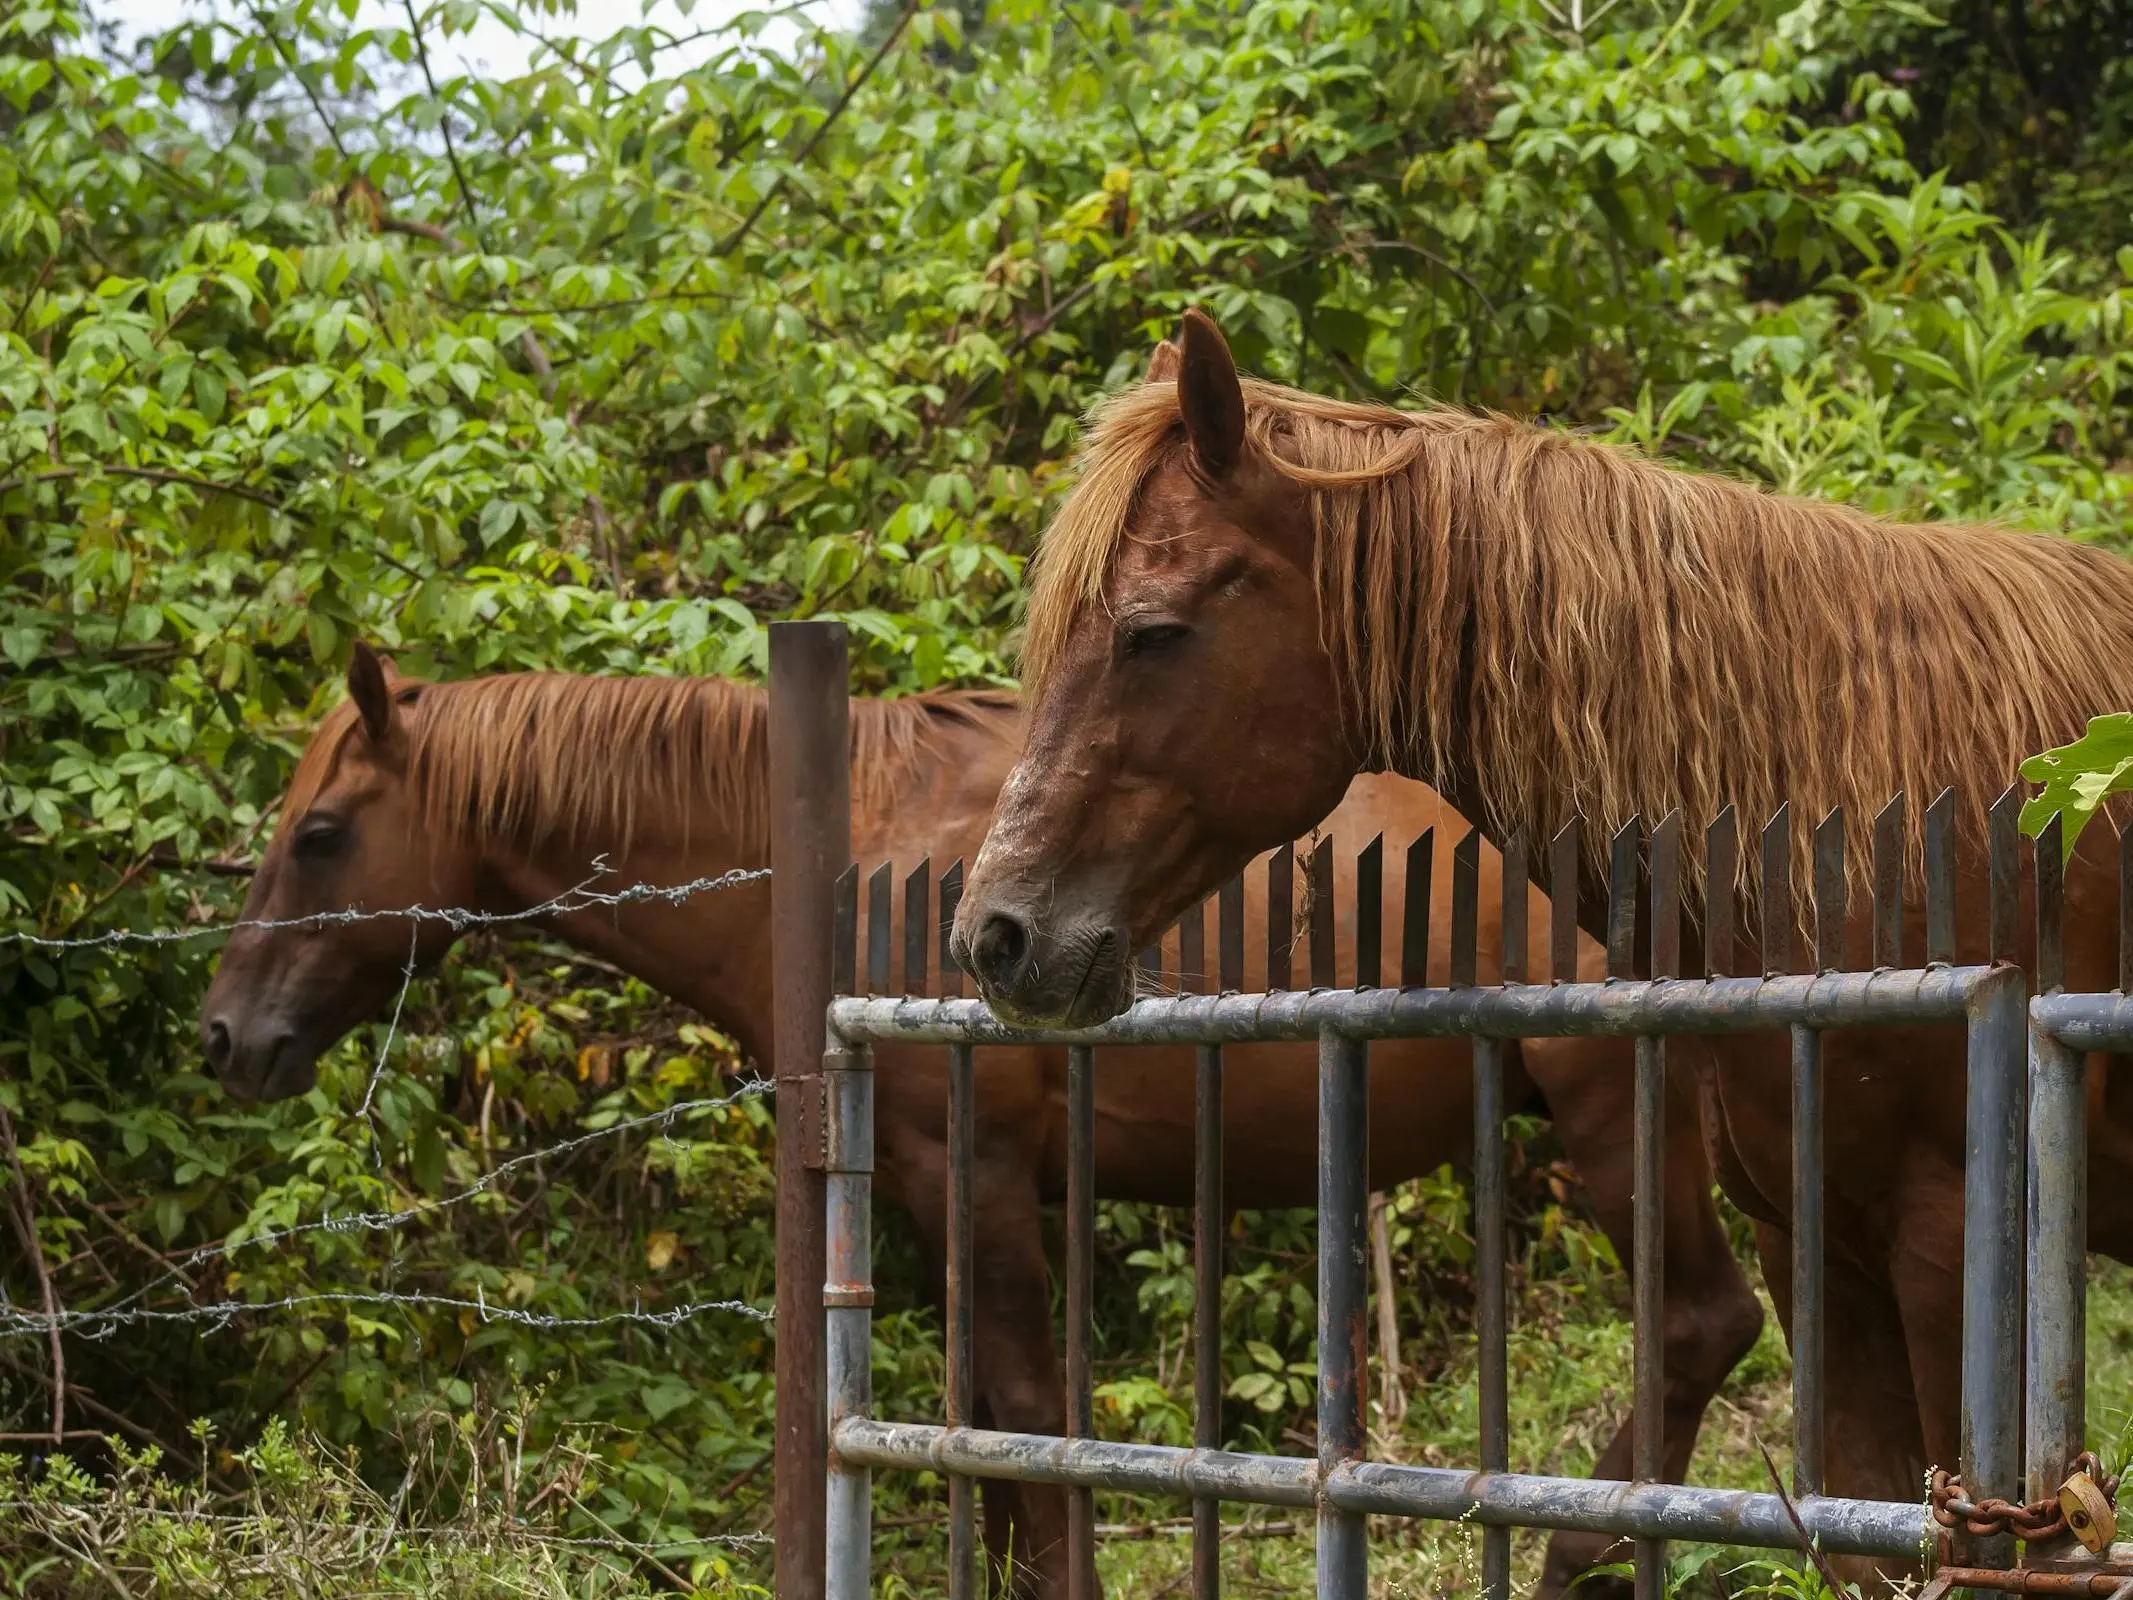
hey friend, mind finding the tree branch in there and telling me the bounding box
[711,0,919,259]
[402,0,493,251]
[0,1107,65,1444]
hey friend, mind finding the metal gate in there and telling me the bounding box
[764,621,2115,1600]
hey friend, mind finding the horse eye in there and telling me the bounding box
[293,820,346,860]
[1123,622,1190,658]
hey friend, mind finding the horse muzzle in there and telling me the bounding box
[953,904,1135,1028]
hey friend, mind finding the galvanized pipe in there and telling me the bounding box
[2031,990,2133,1051]
[2026,1018,2088,1511]
[1962,966,2029,1569]
[828,968,1986,1049]
[1318,1028,1369,1600]
[824,1047,875,1600]
[1633,1035,1666,1600]
[1066,1044,1097,1600]
[1473,1037,1510,1600]
[1194,1044,1224,1600]
[1791,1024,1824,1498]
[827,1421,1932,1558]
[946,1042,977,1600]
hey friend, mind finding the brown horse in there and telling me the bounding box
[200,646,1761,1597]
[953,307,2133,1576]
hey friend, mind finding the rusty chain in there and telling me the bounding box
[1931,1453,2120,1543]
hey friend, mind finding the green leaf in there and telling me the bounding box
[2020,715,2133,860]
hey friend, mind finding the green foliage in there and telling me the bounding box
[2021,714,2133,856]
[5,0,2133,1584]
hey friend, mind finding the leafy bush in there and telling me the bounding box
[4,0,2132,1586]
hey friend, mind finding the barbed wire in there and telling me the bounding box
[10,861,773,952]
[0,1285,770,1342]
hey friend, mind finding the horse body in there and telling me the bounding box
[955,308,2133,1581]
[202,652,1759,1598]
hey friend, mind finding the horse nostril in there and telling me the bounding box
[204,1019,232,1073]
[971,912,1034,991]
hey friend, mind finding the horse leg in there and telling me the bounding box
[961,1152,1073,1599]
[1752,1214,1930,1596]
[1530,1041,1766,1600]
[879,1115,1063,1600]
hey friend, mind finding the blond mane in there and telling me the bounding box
[283,673,1019,857]
[1026,375,2133,889]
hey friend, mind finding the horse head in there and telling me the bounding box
[200,642,475,1101]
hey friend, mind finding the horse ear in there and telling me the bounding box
[1176,308,1245,477]
[1144,339,1181,383]
[347,641,396,746]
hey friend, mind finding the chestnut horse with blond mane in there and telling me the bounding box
[201,644,1760,1600]
[955,309,2133,1580]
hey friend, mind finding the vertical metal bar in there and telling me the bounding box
[2036,816,2065,995]
[1501,835,1528,985]
[1141,940,1163,987]
[1633,1032,1666,1600]
[946,1042,978,1600]
[1705,805,1737,979]
[939,859,964,1000]
[768,620,850,1600]
[1761,803,1792,976]
[1356,835,1383,990]
[1401,830,1433,988]
[1269,844,1295,991]
[1791,1023,1824,1499]
[1067,1044,1097,1600]
[833,866,858,998]
[1873,792,1905,969]
[1473,1035,1510,1600]
[2026,1021,2088,1516]
[1813,808,1846,974]
[1550,819,1579,982]
[1607,818,1640,980]
[1989,785,2021,966]
[1450,828,1480,989]
[1318,1027,1369,1600]
[2026,809,2084,1525]
[904,858,931,997]
[1310,836,1336,989]
[866,862,891,995]
[2121,822,2133,994]
[1649,812,1681,981]
[1926,788,1957,965]
[1220,875,1245,992]
[1181,898,1207,996]
[825,1045,875,1600]
[1961,966,2028,1569]
[1194,1042,1225,1600]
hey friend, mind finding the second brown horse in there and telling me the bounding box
[199,649,1762,1597]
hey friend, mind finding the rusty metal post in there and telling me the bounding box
[1318,1026,1369,1599]
[770,620,850,1600]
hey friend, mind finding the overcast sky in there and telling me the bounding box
[89,0,865,79]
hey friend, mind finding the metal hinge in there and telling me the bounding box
[792,1073,828,1171]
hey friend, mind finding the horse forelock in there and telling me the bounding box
[1026,373,2133,898]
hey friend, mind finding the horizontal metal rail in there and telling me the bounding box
[828,967,1991,1047]
[831,1419,1931,1558]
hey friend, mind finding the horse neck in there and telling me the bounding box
[476,809,778,1068]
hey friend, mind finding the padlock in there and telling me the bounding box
[2058,1468,2118,1555]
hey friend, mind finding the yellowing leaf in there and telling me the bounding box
[645,1230,681,1272]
